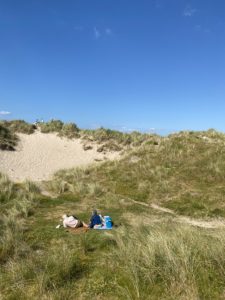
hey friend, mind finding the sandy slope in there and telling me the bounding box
[0,131,119,182]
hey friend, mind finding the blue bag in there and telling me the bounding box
[94,216,113,230]
[104,216,113,229]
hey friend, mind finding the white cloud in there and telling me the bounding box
[105,28,112,35]
[94,27,101,39]
[183,6,197,17]
[0,111,11,115]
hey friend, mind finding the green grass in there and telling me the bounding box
[0,120,36,134]
[0,120,35,151]
[108,224,225,300]
[81,127,160,150]
[0,124,18,150]
[2,129,225,298]
[38,121,160,151]
[47,129,225,218]
[1,181,225,299]
[39,119,80,138]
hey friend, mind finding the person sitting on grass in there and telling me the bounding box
[62,214,88,229]
[89,210,103,229]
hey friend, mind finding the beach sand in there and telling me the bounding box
[0,131,119,182]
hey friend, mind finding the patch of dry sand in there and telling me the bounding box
[0,131,119,182]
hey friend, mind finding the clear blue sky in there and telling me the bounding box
[0,0,225,134]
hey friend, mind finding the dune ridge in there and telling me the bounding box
[0,131,119,182]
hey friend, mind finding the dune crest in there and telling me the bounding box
[0,131,119,182]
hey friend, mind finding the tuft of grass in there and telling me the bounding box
[108,224,225,299]
[59,122,80,138]
[81,127,160,150]
[39,120,80,138]
[39,119,64,133]
[0,174,39,262]
[0,124,18,150]
[0,120,36,151]
[1,120,36,134]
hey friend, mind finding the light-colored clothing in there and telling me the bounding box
[63,216,79,228]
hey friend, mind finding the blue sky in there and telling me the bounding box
[0,0,225,134]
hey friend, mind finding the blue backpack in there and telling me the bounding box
[94,215,113,230]
[104,216,113,229]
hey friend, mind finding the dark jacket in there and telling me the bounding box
[89,214,102,228]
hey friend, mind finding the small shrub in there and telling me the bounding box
[0,124,18,150]
[1,120,36,134]
[59,123,79,139]
[39,120,80,139]
[39,119,64,133]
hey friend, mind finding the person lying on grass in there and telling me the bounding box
[62,214,89,229]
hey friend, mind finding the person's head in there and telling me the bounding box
[62,214,68,220]
[92,209,97,216]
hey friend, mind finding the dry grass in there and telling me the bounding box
[48,130,225,218]
[2,129,225,299]
[0,124,18,150]
[1,120,36,134]
[108,224,225,299]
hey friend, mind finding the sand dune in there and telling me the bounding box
[0,131,119,182]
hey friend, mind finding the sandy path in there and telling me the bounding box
[130,199,225,229]
[0,131,119,182]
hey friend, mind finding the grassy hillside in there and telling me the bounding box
[1,129,225,299]
[1,171,225,299]
[48,129,225,218]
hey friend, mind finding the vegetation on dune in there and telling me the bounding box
[0,124,18,150]
[0,119,160,152]
[39,121,159,150]
[39,119,80,138]
[81,127,159,151]
[49,129,225,218]
[0,173,39,263]
[0,120,36,134]
[81,127,135,144]
[1,172,225,299]
[109,225,225,299]
[59,122,80,138]
[0,119,81,150]
[2,128,225,298]
[0,120,35,150]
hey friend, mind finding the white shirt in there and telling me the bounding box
[63,216,78,228]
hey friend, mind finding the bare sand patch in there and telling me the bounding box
[0,131,119,182]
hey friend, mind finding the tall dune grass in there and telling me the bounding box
[0,124,18,150]
[108,224,225,299]
[2,129,225,298]
[39,120,80,138]
[0,120,36,134]
[48,130,225,218]
[0,174,38,262]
